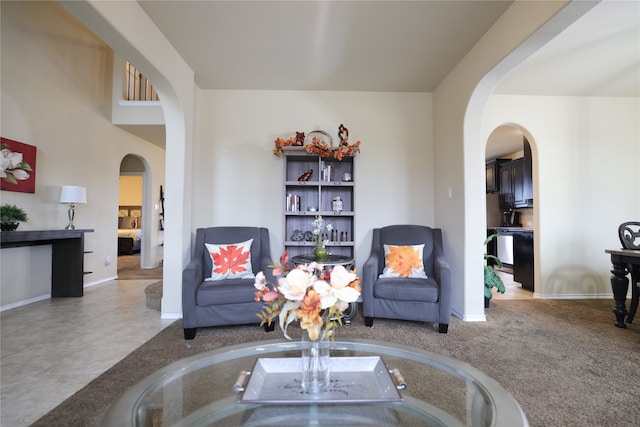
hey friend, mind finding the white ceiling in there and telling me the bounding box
[138,0,513,92]
[132,0,639,151]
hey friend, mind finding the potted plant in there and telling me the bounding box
[1,204,28,231]
[484,233,505,307]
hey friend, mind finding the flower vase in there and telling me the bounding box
[314,246,329,261]
[301,327,330,393]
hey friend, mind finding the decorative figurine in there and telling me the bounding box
[338,124,349,146]
[298,169,313,181]
[294,131,305,146]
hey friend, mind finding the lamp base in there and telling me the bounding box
[65,204,77,230]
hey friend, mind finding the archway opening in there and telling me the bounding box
[485,125,536,300]
[118,154,151,273]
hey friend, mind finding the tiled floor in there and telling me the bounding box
[492,268,534,300]
[0,279,172,427]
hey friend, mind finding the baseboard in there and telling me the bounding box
[533,293,621,299]
[1,293,50,312]
[161,312,182,320]
[451,308,487,322]
[84,276,117,288]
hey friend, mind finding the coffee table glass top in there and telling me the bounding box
[100,339,528,427]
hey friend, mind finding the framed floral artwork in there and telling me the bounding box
[1,137,37,193]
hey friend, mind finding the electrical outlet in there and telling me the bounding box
[105,256,111,266]
[447,187,453,199]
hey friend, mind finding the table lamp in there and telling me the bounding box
[59,185,87,229]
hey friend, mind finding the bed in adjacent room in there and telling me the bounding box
[118,206,142,255]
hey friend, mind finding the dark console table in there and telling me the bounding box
[1,229,93,297]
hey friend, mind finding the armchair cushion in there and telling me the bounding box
[205,239,255,280]
[197,280,260,305]
[380,244,428,278]
[374,277,439,302]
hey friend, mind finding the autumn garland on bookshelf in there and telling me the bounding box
[272,125,361,160]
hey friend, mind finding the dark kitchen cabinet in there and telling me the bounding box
[513,231,534,291]
[498,143,533,209]
[499,162,514,209]
[486,159,507,193]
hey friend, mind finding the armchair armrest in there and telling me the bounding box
[362,250,381,316]
[434,254,452,324]
[182,258,204,328]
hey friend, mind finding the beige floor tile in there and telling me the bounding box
[1,279,171,427]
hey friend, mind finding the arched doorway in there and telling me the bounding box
[485,125,536,300]
[118,154,156,271]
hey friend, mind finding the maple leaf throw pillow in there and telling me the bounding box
[380,244,428,279]
[205,239,255,281]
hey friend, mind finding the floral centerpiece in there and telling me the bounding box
[311,215,331,261]
[254,251,361,392]
[254,251,361,341]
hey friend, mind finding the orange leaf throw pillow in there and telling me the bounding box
[205,239,255,280]
[380,244,428,279]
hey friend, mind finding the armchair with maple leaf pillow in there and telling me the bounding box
[362,225,452,333]
[182,226,276,339]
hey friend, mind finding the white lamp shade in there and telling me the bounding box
[59,186,87,204]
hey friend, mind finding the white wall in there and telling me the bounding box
[483,95,640,297]
[0,1,165,308]
[193,90,434,271]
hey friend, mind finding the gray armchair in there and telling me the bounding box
[362,225,452,333]
[182,226,275,339]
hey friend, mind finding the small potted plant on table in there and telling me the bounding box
[1,204,28,231]
[484,233,505,307]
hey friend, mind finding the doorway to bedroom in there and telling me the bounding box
[117,154,162,278]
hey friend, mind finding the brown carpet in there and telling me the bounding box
[32,299,640,427]
[117,254,163,280]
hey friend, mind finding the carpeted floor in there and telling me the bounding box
[117,254,163,280]
[33,299,640,427]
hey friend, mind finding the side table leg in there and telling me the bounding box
[610,261,629,328]
[626,265,639,324]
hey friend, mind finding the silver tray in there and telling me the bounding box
[236,356,404,404]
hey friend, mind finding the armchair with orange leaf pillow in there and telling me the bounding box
[362,225,452,333]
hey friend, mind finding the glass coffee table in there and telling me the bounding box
[100,339,528,426]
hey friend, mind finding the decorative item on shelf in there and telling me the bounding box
[333,124,360,160]
[291,229,304,242]
[0,203,28,231]
[286,194,301,212]
[59,185,87,230]
[254,251,361,393]
[273,132,305,157]
[272,125,361,160]
[298,169,313,182]
[332,196,343,213]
